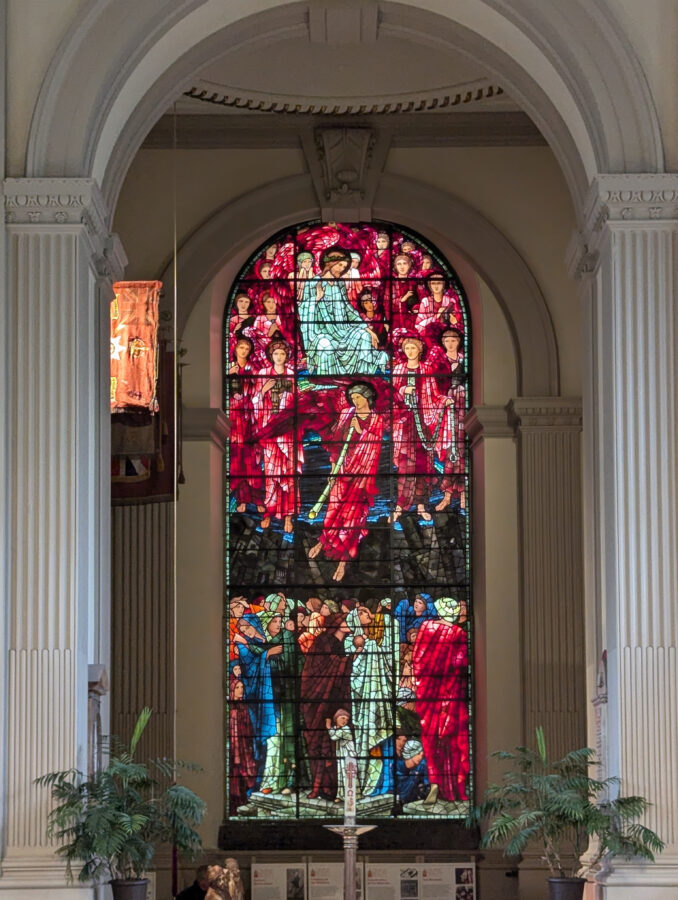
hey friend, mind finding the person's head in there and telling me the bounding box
[395,734,408,755]
[321,246,352,278]
[265,243,278,260]
[357,289,375,317]
[333,708,351,728]
[357,605,374,627]
[262,292,277,314]
[427,272,446,295]
[230,597,247,618]
[324,612,349,637]
[231,680,245,701]
[350,252,362,268]
[294,606,310,627]
[259,261,273,278]
[347,380,377,414]
[421,254,433,271]
[413,595,427,615]
[266,614,283,637]
[297,250,313,270]
[234,293,251,314]
[394,253,413,277]
[306,597,323,614]
[401,240,416,254]
[266,340,290,366]
[401,337,424,362]
[376,231,390,251]
[237,618,259,639]
[196,866,210,891]
[440,327,463,354]
[233,336,253,363]
[406,627,419,644]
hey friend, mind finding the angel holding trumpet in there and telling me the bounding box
[307,380,384,582]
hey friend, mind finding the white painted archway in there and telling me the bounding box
[26,0,663,224]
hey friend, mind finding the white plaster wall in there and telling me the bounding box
[609,0,678,170]
[5,0,88,175]
[112,148,306,277]
[385,147,580,395]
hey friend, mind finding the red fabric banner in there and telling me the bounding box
[110,280,162,412]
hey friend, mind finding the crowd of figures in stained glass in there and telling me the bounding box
[224,222,471,820]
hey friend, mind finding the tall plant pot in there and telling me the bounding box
[110,879,149,900]
[547,877,586,900]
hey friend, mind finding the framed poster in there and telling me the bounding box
[252,863,307,900]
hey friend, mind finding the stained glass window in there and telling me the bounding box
[224,223,471,820]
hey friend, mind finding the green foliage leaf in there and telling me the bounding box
[470,726,665,877]
[35,709,205,883]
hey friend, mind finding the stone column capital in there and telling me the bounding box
[3,176,128,280]
[182,406,230,453]
[464,405,513,446]
[507,397,583,432]
[566,173,678,279]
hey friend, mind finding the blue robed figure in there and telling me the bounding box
[394,593,439,643]
[299,246,388,375]
[234,614,278,765]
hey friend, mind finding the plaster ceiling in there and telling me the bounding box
[180,31,518,115]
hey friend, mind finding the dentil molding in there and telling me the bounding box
[508,398,583,432]
[3,177,127,281]
[566,173,678,279]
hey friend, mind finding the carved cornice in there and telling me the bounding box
[183,79,504,116]
[464,406,513,446]
[3,178,126,280]
[568,174,678,279]
[301,125,390,220]
[508,397,582,432]
[182,407,230,452]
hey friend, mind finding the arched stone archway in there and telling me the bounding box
[26,0,664,221]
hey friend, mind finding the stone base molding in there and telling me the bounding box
[569,174,678,896]
[1,177,124,894]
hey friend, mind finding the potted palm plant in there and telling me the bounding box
[468,727,664,900]
[36,708,206,900]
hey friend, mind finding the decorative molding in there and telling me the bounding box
[182,407,230,452]
[464,406,513,446]
[142,111,545,150]
[569,174,678,279]
[183,79,504,117]
[508,397,583,431]
[302,125,390,220]
[3,177,126,281]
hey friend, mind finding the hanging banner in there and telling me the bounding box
[110,280,162,412]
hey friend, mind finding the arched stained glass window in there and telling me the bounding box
[224,222,472,821]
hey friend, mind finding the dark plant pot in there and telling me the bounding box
[547,876,586,900]
[110,878,149,900]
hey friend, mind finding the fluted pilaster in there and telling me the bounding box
[1,179,125,893]
[111,501,174,762]
[508,399,586,759]
[569,174,678,896]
